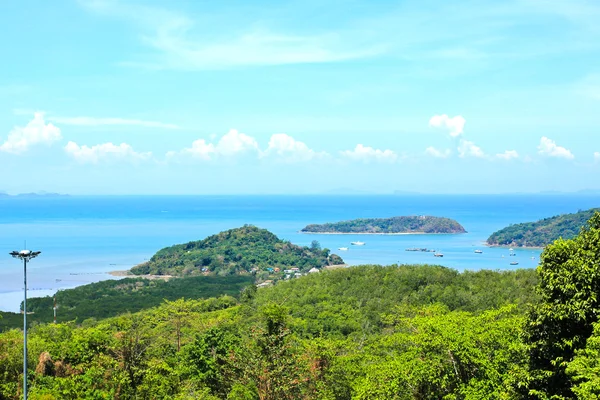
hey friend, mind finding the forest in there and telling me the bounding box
[0,212,599,399]
[301,215,466,234]
[487,207,600,247]
[0,276,253,330]
[130,225,343,277]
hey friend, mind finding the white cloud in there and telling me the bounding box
[178,139,215,160]
[81,1,382,70]
[65,141,151,163]
[594,151,600,162]
[425,147,451,158]
[457,139,485,158]
[1,112,62,154]
[538,136,574,159]
[215,129,259,156]
[49,116,180,129]
[341,144,398,163]
[496,150,519,160]
[171,129,259,161]
[429,114,466,137]
[263,133,324,162]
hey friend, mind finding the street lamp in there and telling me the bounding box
[10,249,41,400]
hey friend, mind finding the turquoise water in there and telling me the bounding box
[1,194,599,311]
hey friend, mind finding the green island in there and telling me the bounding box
[130,225,344,277]
[1,213,600,398]
[487,207,600,247]
[301,215,467,234]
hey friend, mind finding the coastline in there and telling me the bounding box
[485,243,545,250]
[109,270,174,281]
[299,231,466,235]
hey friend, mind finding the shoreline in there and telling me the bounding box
[108,270,174,280]
[299,231,466,235]
[485,244,544,250]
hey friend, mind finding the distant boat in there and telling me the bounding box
[510,262,519,266]
[351,241,365,246]
[509,248,514,251]
[338,247,349,251]
[434,252,444,257]
[509,253,516,256]
[474,250,483,254]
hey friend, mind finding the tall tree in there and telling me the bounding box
[523,212,600,399]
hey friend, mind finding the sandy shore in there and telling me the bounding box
[485,244,544,250]
[299,231,464,235]
[109,270,174,280]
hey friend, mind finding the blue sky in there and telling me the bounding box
[0,0,599,194]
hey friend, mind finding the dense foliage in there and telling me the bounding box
[487,208,599,247]
[0,264,538,399]
[523,212,600,399]
[2,212,600,398]
[301,215,467,234]
[131,225,343,276]
[1,276,252,331]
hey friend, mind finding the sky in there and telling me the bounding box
[0,0,599,195]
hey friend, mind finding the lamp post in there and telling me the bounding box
[10,249,41,400]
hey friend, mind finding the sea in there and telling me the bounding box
[1,194,599,312]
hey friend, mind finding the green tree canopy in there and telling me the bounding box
[524,212,600,399]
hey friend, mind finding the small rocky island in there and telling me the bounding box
[301,216,467,234]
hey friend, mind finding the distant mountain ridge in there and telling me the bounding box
[487,208,600,247]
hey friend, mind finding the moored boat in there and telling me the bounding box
[351,241,365,246]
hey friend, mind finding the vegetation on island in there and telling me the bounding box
[487,208,599,247]
[1,211,599,399]
[301,215,467,234]
[130,225,344,277]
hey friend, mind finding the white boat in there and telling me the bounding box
[434,252,444,257]
[338,247,349,251]
[509,248,514,251]
[474,250,483,254]
[351,241,365,246]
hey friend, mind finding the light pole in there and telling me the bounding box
[10,249,41,400]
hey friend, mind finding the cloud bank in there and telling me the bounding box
[1,112,62,154]
[341,144,398,163]
[538,137,574,159]
[65,141,151,163]
[429,114,466,137]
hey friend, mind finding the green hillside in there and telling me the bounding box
[130,225,344,276]
[301,215,467,234]
[487,208,600,247]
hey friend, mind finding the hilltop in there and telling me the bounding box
[301,215,467,234]
[487,208,600,247]
[130,225,344,276]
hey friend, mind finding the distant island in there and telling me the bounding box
[130,225,344,276]
[301,216,467,234]
[487,208,600,247]
[0,191,68,198]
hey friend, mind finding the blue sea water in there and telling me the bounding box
[1,194,599,312]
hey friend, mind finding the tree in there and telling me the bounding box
[523,212,600,399]
[159,299,194,352]
[310,240,321,252]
